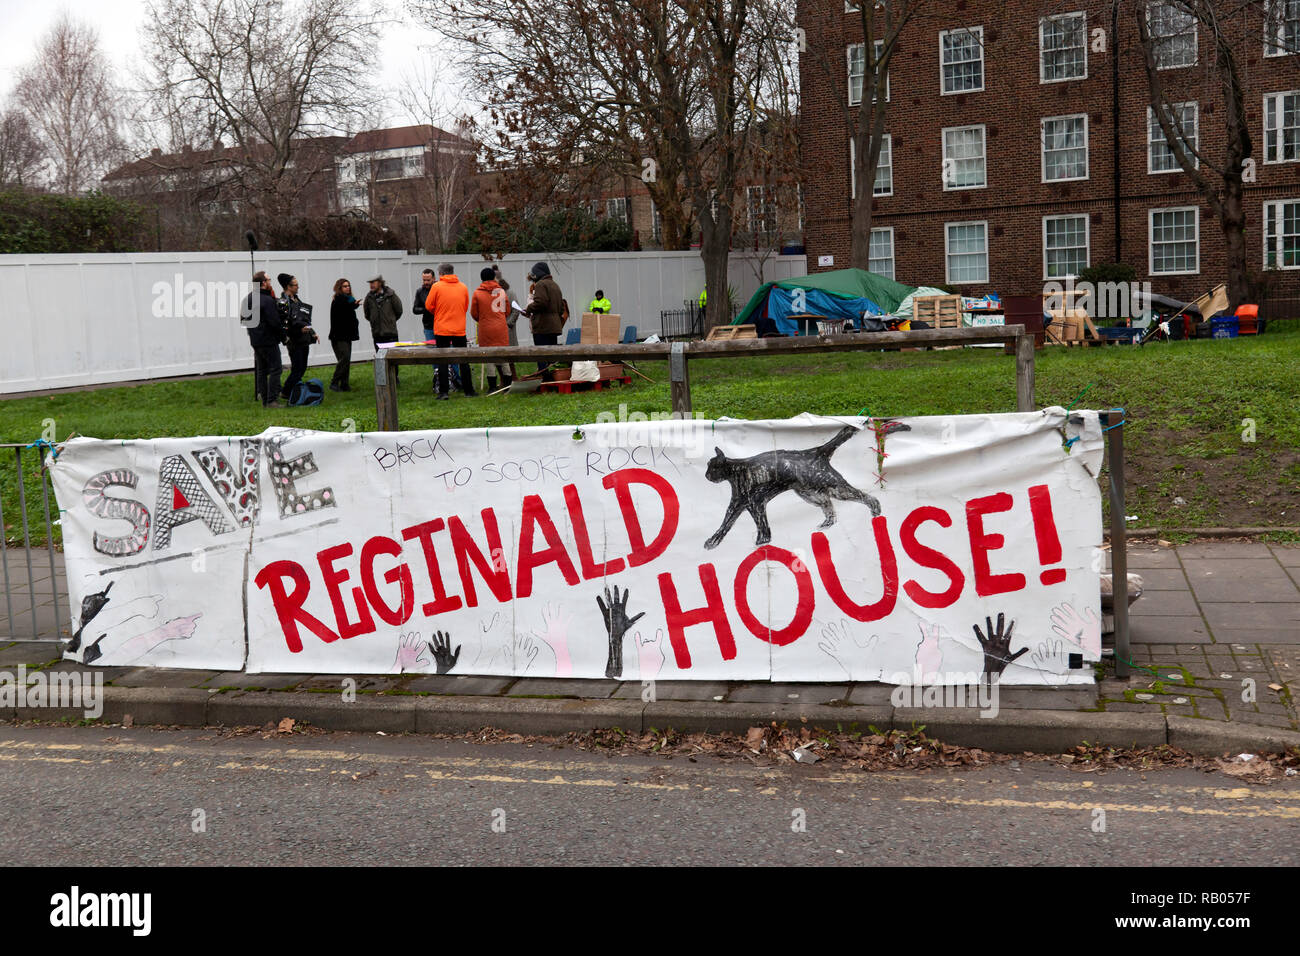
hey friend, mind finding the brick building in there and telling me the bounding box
[797,0,1300,303]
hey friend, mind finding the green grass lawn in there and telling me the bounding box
[3,329,1298,543]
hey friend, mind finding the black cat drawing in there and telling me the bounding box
[703,425,887,549]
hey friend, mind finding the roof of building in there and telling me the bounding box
[342,124,476,154]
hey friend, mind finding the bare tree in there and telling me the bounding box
[419,0,797,329]
[1133,0,1298,307]
[139,0,386,225]
[0,109,46,189]
[396,65,483,251]
[14,14,125,194]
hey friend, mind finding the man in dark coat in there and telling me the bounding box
[364,274,404,385]
[277,273,317,400]
[243,271,284,408]
[525,261,565,380]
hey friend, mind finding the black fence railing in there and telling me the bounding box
[658,300,742,340]
[1259,296,1300,326]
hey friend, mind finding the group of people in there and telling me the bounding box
[244,261,583,407]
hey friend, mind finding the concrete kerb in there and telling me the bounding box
[6,687,1300,757]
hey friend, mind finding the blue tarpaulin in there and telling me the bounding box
[760,288,885,334]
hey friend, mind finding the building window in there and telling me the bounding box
[851,136,893,199]
[339,183,367,210]
[1148,102,1199,173]
[1264,199,1300,268]
[945,221,988,284]
[797,185,805,231]
[650,200,663,243]
[1040,12,1088,82]
[374,157,405,180]
[606,197,628,222]
[1147,2,1197,69]
[1264,90,1300,163]
[942,125,986,190]
[847,40,888,106]
[868,227,895,279]
[586,199,602,218]
[874,134,893,196]
[940,27,984,94]
[746,185,777,236]
[1043,214,1090,279]
[1265,0,1299,56]
[1042,114,1089,181]
[1149,207,1200,274]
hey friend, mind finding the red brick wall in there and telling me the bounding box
[797,0,1300,302]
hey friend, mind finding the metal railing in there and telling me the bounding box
[0,443,65,642]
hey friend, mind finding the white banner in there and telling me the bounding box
[50,411,1105,684]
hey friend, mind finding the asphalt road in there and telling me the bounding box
[0,725,1296,866]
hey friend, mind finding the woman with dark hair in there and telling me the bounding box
[329,278,361,391]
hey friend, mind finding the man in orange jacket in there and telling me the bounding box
[425,263,476,399]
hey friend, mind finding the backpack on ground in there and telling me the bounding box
[288,378,325,406]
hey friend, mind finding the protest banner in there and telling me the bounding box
[50,410,1105,684]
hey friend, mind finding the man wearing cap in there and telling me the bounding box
[588,290,612,314]
[525,261,565,380]
[425,263,476,399]
[364,274,404,382]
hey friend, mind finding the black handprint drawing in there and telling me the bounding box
[597,585,645,679]
[972,612,1027,679]
[428,631,461,674]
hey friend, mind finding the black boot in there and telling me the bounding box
[487,376,498,393]
[502,373,512,387]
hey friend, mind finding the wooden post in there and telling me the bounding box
[1106,412,1130,679]
[669,342,691,414]
[1015,331,1036,412]
[374,351,399,431]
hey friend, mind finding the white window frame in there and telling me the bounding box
[942,124,987,191]
[1148,206,1200,276]
[869,227,895,279]
[1039,12,1088,83]
[1147,102,1199,174]
[847,41,889,106]
[940,27,984,95]
[945,220,989,285]
[746,185,777,236]
[873,134,893,196]
[1263,198,1300,269]
[650,199,663,243]
[1264,90,1300,163]
[1147,2,1198,69]
[1042,214,1091,279]
[1041,114,1089,182]
[1264,0,1299,57]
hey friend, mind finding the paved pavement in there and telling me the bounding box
[1,724,1295,866]
[2,540,1298,752]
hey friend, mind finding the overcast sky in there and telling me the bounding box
[0,0,461,129]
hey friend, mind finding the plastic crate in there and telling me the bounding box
[1211,317,1239,339]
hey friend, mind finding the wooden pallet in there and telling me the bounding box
[705,323,757,341]
[538,375,632,395]
[911,295,964,330]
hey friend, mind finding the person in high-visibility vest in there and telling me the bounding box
[698,289,707,309]
[589,290,612,314]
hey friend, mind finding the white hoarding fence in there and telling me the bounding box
[1,251,807,394]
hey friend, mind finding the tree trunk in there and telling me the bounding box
[1222,179,1250,310]
[700,212,731,332]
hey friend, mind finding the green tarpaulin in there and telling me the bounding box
[733,268,917,326]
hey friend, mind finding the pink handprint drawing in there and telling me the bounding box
[914,622,944,684]
[1049,602,1101,658]
[532,603,573,677]
[636,629,665,680]
[393,630,430,673]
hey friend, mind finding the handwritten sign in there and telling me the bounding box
[50,411,1105,684]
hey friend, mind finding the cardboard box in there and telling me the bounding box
[581,312,621,344]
